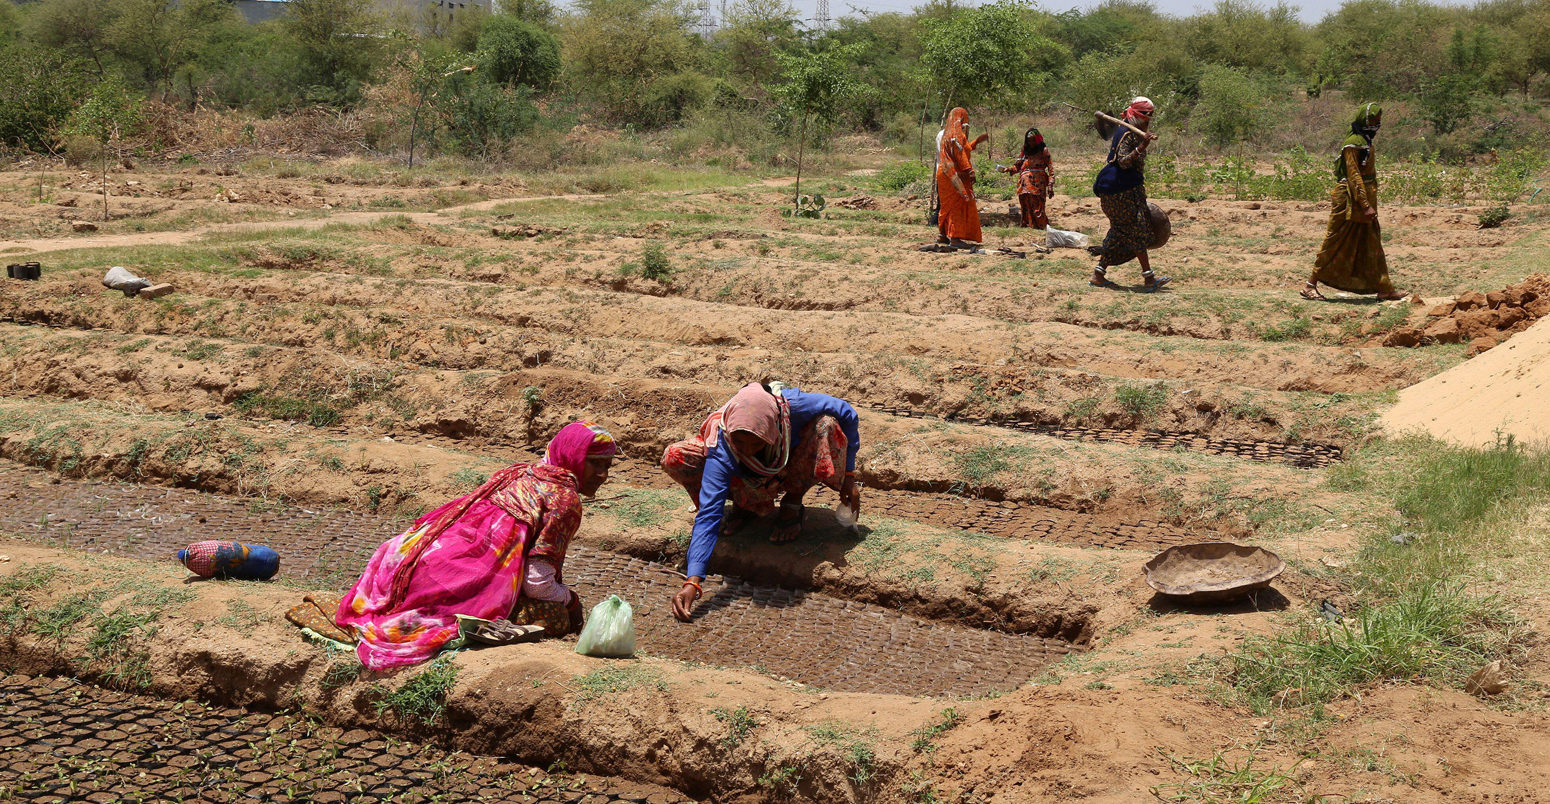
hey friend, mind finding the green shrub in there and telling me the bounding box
[877,160,933,193]
[478,15,561,90]
[638,243,672,280]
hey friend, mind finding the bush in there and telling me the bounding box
[0,43,90,151]
[638,243,671,280]
[436,75,539,157]
[478,15,561,91]
[877,159,933,193]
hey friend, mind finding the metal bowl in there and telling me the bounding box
[1144,542,1285,604]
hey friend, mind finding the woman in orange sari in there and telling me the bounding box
[936,107,989,247]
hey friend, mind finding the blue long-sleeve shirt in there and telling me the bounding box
[686,388,860,579]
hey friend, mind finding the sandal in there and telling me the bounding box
[457,616,546,646]
[1141,271,1171,293]
[770,502,803,544]
[1300,281,1327,301]
[1376,290,1408,301]
[1090,266,1116,288]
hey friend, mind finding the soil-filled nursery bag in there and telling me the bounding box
[1045,227,1091,249]
[574,594,636,658]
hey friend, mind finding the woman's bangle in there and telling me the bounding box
[683,580,703,599]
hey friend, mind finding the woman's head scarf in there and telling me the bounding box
[1351,102,1382,143]
[945,108,969,144]
[713,383,791,477]
[1125,97,1154,123]
[1023,127,1045,156]
[543,421,618,479]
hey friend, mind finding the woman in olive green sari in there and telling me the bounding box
[1303,103,1407,301]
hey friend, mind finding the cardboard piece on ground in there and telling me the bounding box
[1380,317,1550,448]
[139,283,175,299]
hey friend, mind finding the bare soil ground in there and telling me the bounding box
[2,153,1549,803]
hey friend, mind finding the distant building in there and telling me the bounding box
[234,0,288,24]
[231,0,491,29]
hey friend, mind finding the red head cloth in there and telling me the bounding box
[1126,96,1155,122]
[544,421,618,479]
[945,107,969,143]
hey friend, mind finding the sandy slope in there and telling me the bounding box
[1381,317,1550,447]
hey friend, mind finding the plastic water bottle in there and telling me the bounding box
[834,481,862,532]
[177,541,280,581]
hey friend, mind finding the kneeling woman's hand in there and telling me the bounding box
[672,578,703,622]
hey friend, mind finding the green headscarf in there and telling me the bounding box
[1335,102,1382,181]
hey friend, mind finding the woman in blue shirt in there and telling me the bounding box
[661,382,862,621]
[1090,96,1170,293]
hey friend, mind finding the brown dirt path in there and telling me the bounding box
[0,193,602,255]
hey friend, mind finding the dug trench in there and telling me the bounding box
[0,286,1370,464]
[0,460,1116,803]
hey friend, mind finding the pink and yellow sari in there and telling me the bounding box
[336,422,614,670]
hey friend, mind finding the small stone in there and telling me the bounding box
[1409,292,1424,305]
[1382,328,1422,348]
[1467,336,1499,357]
[138,283,175,299]
[1427,301,1457,317]
[1422,318,1463,344]
[0,555,10,562]
[1466,660,1507,696]
[1486,290,1507,309]
[1456,290,1488,310]
[71,221,97,232]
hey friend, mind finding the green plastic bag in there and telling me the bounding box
[574,594,635,658]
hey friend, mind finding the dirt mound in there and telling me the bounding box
[1380,316,1550,447]
[1383,274,1550,356]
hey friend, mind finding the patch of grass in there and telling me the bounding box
[910,707,962,753]
[711,705,757,749]
[805,722,878,787]
[233,390,342,428]
[215,600,263,630]
[569,664,667,709]
[1256,316,1313,342]
[606,489,680,529]
[372,655,459,725]
[757,764,803,799]
[450,467,489,489]
[1150,747,1302,803]
[952,443,1030,487]
[1231,436,1544,715]
[1114,381,1169,421]
[33,589,108,642]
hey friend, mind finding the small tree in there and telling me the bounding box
[478,15,562,91]
[918,1,1056,211]
[1195,64,1268,147]
[66,77,141,222]
[774,43,863,211]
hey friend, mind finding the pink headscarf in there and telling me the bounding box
[1126,96,1155,122]
[706,383,791,477]
[543,421,618,478]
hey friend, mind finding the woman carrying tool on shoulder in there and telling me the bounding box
[1091,97,1170,292]
[660,382,862,622]
[1302,103,1407,301]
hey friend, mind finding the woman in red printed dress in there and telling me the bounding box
[1002,127,1054,229]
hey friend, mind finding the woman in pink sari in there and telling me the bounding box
[336,421,616,670]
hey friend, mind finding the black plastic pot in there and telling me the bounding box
[8,262,41,280]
